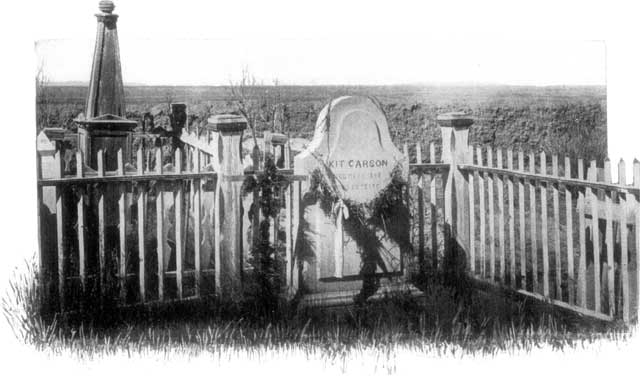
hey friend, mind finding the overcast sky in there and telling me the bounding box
[33,0,607,86]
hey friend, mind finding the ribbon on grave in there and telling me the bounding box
[331,198,349,278]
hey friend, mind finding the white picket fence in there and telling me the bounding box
[37,120,640,324]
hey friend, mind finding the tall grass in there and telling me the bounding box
[2,260,60,347]
[2,257,633,364]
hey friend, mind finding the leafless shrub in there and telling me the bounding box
[228,67,290,147]
[36,61,52,132]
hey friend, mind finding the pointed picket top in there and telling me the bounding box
[76,151,84,178]
[617,159,626,185]
[430,142,437,164]
[588,160,597,181]
[564,155,571,179]
[604,158,612,184]
[36,129,58,155]
[577,159,584,180]
[137,147,144,175]
[97,149,105,177]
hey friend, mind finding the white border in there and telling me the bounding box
[1,0,638,375]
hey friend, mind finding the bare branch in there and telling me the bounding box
[36,60,52,131]
[227,67,288,149]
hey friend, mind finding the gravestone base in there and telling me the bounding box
[299,280,423,307]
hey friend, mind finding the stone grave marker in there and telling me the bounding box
[294,96,409,299]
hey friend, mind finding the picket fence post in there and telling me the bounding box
[209,115,247,301]
[437,113,474,276]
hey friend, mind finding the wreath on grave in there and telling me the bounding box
[304,158,412,302]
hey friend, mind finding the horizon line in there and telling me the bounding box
[47,81,608,88]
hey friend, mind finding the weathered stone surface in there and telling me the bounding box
[294,96,408,294]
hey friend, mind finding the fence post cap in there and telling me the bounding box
[207,114,247,133]
[436,112,474,129]
[170,103,187,112]
[266,132,288,145]
[98,1,115,14]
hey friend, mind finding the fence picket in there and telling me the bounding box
[416,143,426,272]
[496,149,506,282]
[117,149,127,304]
[469,147,476,275]
[403,143,412,266]
[518,150,526,289]
[76,151,86,293]
[285,142,293,288]
[263,131,271,169]
[618,159,629,322]
[273,193,279,248]
[507,149,516,288]
[529,152,538,293]
[478,146,486,278]
[588,161,600,312]
[551,154,562,300]
[291,179,301,292]
[603,159,614,316]
[54,151,65,311]
[137,148,146,301]
[155,147,165,301]
[175,148,183,299]
[564,156,575,305]
[487,146,496,281]
[97,150,106,301]
[146,146,152,173]
[251,145,260,276]
[577,159,587,307]
[430,142,436,164]
[214,169,222,293]
[540,151,550,297]
[430,143,438,270]
[36,153,43,298]
[193,149,201,297]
